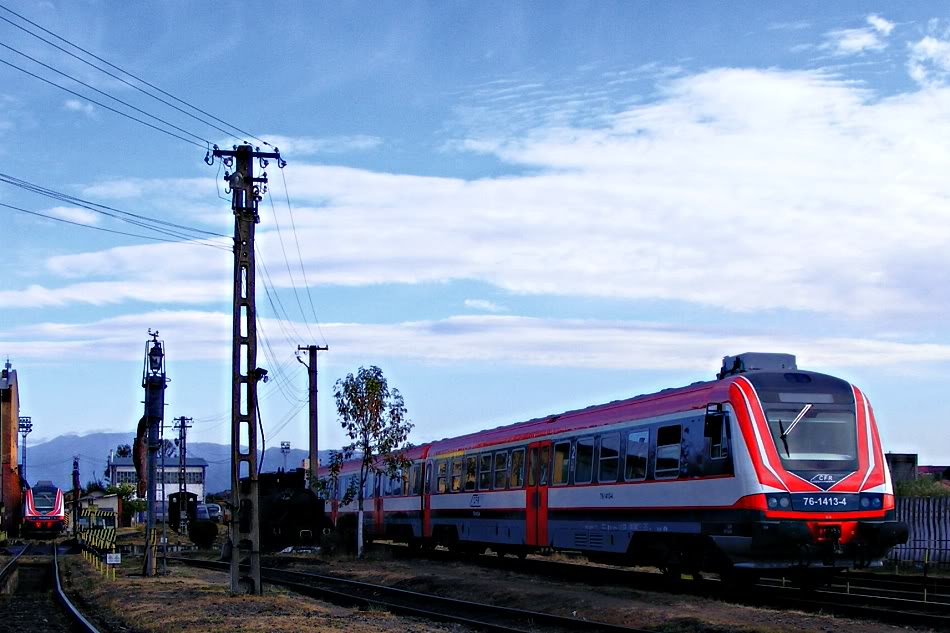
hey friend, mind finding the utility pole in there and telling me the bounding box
[142,330,166,577]
[212,143,284,595]
[173,416,192,534]
[296,344,327,490]
[17,416,31,485]
[71,456,80,534]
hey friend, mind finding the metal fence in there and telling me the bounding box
[887,496,950,570]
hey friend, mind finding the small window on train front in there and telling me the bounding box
[625,430,649,481]
[575,438,594,484]
[704,414,728,460]
[510,449,526,488]
[494,451,509,489]
[598,434,620,482]
[655,424,682,479]
[479,454,493,490]
[437,460,448,494]
[451,459,463,492]
[552,442,571,485]
[464,456,477,491]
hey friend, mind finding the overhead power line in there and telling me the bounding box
[0,200,225,248]
[0,40,210,145]
[0,56,206,148]
[0,171,230,244]
[0,3,273,148]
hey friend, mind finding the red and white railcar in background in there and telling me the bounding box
[21,479,66,537]
[321,353,907,577]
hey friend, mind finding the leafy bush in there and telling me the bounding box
[189,520,218,548]
[895,476,950,497]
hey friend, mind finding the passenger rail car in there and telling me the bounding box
[22,480,66,537]
[320,353,908,575]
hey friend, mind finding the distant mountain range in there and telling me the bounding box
[21,431,337,494]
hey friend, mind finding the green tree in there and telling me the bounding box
[106,483,145,526]
[333,365,413,558]
[115,444,132,458]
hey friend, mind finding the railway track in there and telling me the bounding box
[171,556,656,633]
[0,542,103,633]
[267,543,950,630]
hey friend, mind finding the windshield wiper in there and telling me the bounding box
[778,404,812,458]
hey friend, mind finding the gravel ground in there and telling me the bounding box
[58,554,475,633]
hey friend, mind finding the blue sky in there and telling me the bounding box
[2,2,950,465]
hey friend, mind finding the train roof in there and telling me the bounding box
[425,375,736,457]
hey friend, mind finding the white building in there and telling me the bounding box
[107,456,209,503]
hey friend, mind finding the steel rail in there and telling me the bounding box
[0,542,31,587]
[53,546,102,633]
[340,544,950,629]
[170,556,656,633]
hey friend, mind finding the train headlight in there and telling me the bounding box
[765,493,792,510]
[860,493,883,510]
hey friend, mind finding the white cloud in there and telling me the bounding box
[5,311,950,373]
[9,66,950,324]
[46,206,100,225]
[63,99,95,117]
[824,15,895,56]
[908,35,950,87]
[464,299,507,313]
[867,15,895,37]
[221,134,383,157]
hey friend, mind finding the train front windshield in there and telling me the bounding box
[746,371,859,473]
[33,489,56,512]
[764,406,858,471]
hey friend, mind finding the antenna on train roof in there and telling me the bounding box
[717,352,797,380]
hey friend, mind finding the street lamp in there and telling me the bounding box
[280,441,291,471]
[18,416,32,485]
[146,329,164,377]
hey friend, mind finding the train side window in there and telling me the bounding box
[425,461,433,494]
[539,444,551,485]
[464,456,478,491]
[574,437,594,484]
[494,451,509,489]
[479,453,493,490]
[655,425,682,479]
[451,459,463,492]
[552,441,571,485]
[510,448,526,488]
[705,413,728,460]
[410,464,421,495]
[437,460,448,494]
[625,430,649,481]
[598,433,620,482]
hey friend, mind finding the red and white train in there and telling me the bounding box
[320,353,908,576]
[22,480,66,537]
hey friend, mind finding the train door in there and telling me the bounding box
[423,460,433,537]
[526,440,552,547]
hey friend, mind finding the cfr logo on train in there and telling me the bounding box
[470,494,481,507]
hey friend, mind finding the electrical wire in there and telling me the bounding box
[0,3,273,148]
[0,40,209,145]
[0,171,231,243]
[279,168,328,347]
[266,188,315,341]
[0,56,206,148]
[0,200,226,248]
